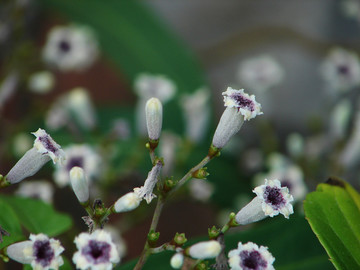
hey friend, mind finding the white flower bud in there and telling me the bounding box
[28,71,55,94]
[6,148,51,184]
[114,192,141,213]
[68,88,96,130]
[212,107,244,149]
[145,98,163,141]
[70,167,89,204]
[187,240,221,260]
[170,253,184,269]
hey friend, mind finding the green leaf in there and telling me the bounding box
[0,195,72,237]
[304,178,360,270]
[116,216,332,270]
[0,200,24,250]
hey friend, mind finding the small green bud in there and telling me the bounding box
[192,167,209,179]
[195,261,209,270]
[147,230,160,247]
[93,199,106,217]
[173,232,187,246]
[154,157,164,167]
[163,177,176,193]
[229,212,238,227]
[148,139,159,151]
[208,226,220,239]
[208,144,221,159]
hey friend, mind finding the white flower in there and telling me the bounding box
[32,128,65,164]
[236,179,294,225]
[320,47,360,92]
[7,233,64,270]
[228,242,275,270]
[114,192,142,213]
[73,230,120,270]
[180,87,210,143]
[222,87,262,121]
[237,55,284,92]
[28,71,55,94]
[134,73,176,136]
[0,71,19,110]
[286,133,305,158]
[16,180,54,204]
[341,0,360,22]
[6,129,65,185]
[42,25,98,71]
[159,131,181,176]
[134,160,163,204]
[110,118,131,140]
[70,167,89,204]
[187,240,221,260]
[170,253,184,269]
[145,97,163,141]
[329,98,352,140]
[189,179,214,202]
[53,144,101,187]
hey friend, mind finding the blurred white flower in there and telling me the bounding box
[320,47,360,93]
[42,25,98,71]
[134,73,176,136]
[237,55,284,92]
[46,87,96,131]
[241,148,264,172]
[159,131,180,176]
[341,0,360,23]
[228,242,275,270]
[7,233,64,270]
[170,253,184,269]
[103,225,127,260]
[187,240,221,260]
[28,71,55,94]
[73,230,120,270]
[12,132,33,158]
[53,144,101,187]
[16,180,54,204]
[180,87,210,143]
[0,71,19,110]
[286,133,305,158]
[110,118,131,140]
[330,98,352,140]
[189,179,214,202]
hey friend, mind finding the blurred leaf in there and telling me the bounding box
[304,178,360,270]
[117,215,332,270]
[0,200,24,250]
[0,195,72,237]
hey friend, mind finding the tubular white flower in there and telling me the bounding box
[222,87,262,121]
[32,128,65,164]
[145,97,163,141]
[114,192,141,213]
[330,98,352,140]
[236,179,294,225]
[187,240,221,260]
[42,25,98,71]
[7,233,64,270]
[134,160,163,204]
[228,242,275,270]
[212,107,244,149]
[170,253,184,269]
[73,230,120,270]
[28,71,55,94]
[70,167,89,204]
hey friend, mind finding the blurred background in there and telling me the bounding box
[1,0,360,269]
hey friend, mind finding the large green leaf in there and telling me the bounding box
[304,178,360,270]
[116,215,332,270]
[0,195,72,237]
[0,200,24,250]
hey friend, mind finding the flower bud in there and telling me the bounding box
[170,253,184,269]
[145,98,163,141]
[113,192,141,213]
[186,240,221,260]
[70,167,89,204]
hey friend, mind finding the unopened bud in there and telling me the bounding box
[173,232,187,246]
[147,230,160,247]
[113,192,141,213]
[170,253,184,269]
[145,98,163,142]
[192,168,209,179]
[186,240,221,260]
[70,167,89,204]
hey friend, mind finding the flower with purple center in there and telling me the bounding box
[235,179,294,225]
[7,233,64,270]
[32,128,65,164]
[254,179,294,218]
[73,230,120,270]
[222,87,262,121]
[53,144,101,187]
[228,242,275,270]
